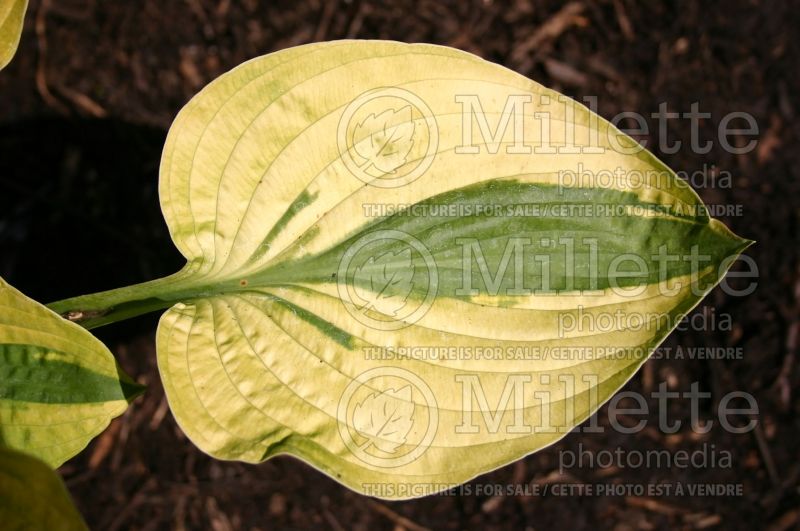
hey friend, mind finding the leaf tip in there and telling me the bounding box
[708,217,753,256]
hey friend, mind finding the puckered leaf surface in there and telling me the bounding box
[77,41,747,498]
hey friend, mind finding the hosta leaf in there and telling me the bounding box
[50,41,751,498]
[0,0,27,71]
[0,277,142,467]
[0,446,87,531]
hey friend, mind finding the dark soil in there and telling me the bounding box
[1,1,798,530]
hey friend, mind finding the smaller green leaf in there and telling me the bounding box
[0,446,87,531]
[0,276,143,467]
[0,0,28,71]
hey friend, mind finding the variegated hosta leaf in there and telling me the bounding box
[0,0,27,71]
[0,446,87,531]
[0,277,142,467]
[144,41,747,498]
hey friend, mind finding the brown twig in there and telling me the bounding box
[35,0,69,113]
[314,0,338,41]
[752,421,781,487]
[766,509,799,531]
[55,84,108,118]
[612,0,635,41]
[107,478,157,531]
[88,417,122,469]
[366,499,431,531]
[149,396,170,431]
[509,2,586,70]
[322,509,348,531]
[773,306,798,411]
[346,1,368,39]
